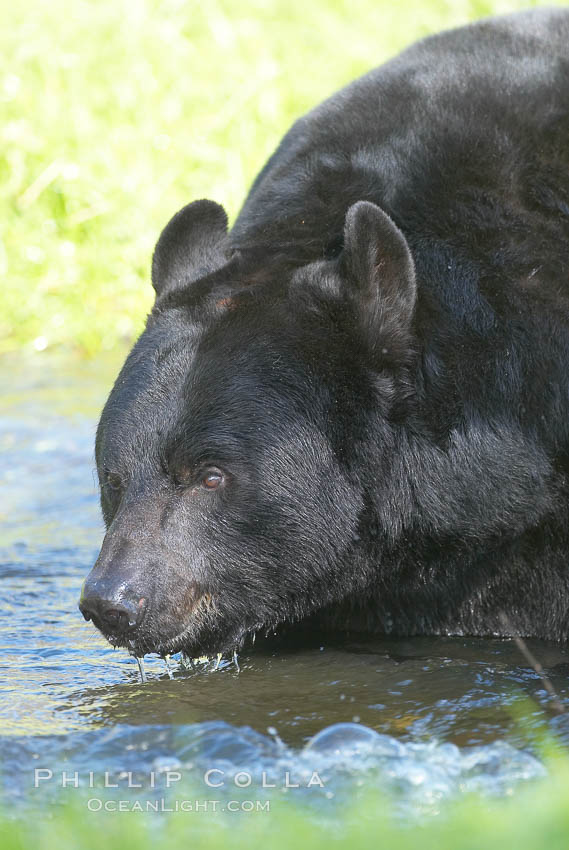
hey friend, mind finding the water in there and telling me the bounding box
[2,355,569,818]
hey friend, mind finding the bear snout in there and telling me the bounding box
[79,576,147,637]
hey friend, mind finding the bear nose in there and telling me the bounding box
[79,590,146,635]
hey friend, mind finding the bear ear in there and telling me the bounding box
[151,199,229,297]
[341,201,416,356]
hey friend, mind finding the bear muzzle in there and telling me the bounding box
[79,576,147,638]
[78,527,215,653]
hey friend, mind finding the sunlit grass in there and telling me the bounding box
[2,0,564,356]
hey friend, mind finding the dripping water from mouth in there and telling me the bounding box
[163,655,174,679]
[136,656,147,683]
[131,650,241,682]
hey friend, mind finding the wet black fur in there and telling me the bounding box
[84,8,569,656]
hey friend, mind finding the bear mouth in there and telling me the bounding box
[94,592,258,662]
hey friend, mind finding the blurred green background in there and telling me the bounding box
[2,0,566,358]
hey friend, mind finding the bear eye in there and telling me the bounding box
[201,468,225,491]
[105,471,122,492]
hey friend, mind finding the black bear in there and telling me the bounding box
[80,8,569,661]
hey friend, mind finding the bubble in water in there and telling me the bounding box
[305,722,383,757]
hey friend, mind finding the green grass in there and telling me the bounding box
[3,756,569,849]
[2,0,566,356]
